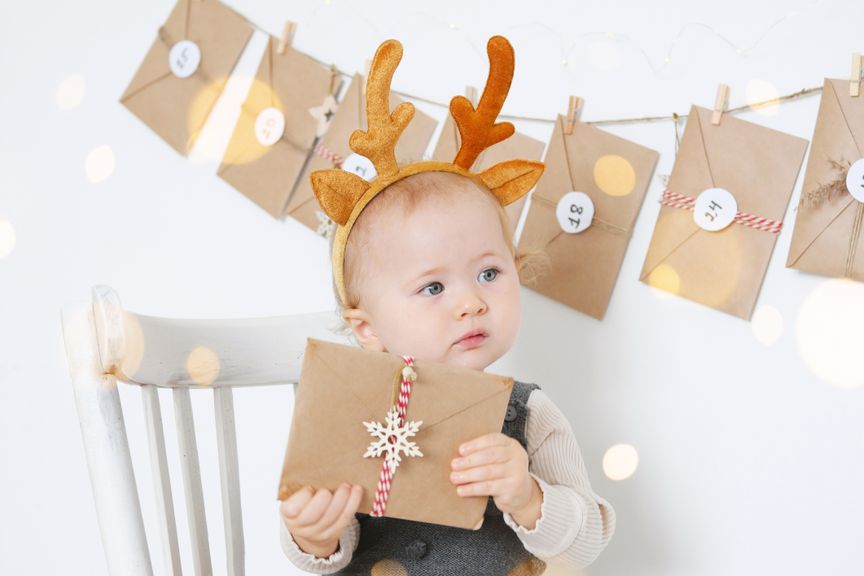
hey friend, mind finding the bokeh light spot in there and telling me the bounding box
[796,279,864,388]
[746,79,780,116]
[56,74,86,110]
[751,304,784,345]
[594,155,636,197]
[186,346,221,386]
[0,220,16,259]
[603,443,639,481]
[85,146,115,183]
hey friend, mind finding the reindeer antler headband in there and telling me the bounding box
[312,35,544,307]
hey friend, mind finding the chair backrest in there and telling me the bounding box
[60,285,351,576]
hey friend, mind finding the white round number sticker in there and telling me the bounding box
[255,108,285,147]
[342,153,377,181]
[169,40,201,78]
[555,191,594,234]
[694,187,737,231]
[846,158,864,203]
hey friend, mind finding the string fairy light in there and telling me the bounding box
[235,1,829,128]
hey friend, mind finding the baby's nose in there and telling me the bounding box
[456,293,487,318]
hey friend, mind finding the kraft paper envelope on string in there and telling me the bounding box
[217,37,342,218]
[639,105,808,320]
[278,338,513,530]
[787,78,864,280]
[284,75,437,235]
[432,113,545,232]
[518,114,658,319]
[120,0,253,155]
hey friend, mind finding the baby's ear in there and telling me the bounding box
[477,160,544,206]
[311,169,371,225]
[342,308,386,352]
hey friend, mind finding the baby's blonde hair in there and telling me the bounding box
[328,171,549,336]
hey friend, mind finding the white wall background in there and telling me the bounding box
[2,0,864,574]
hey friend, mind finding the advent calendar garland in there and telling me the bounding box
[121,0,864,321]
[363,356,424,517]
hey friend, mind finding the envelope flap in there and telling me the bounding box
[305,338,512,429]
[535,115,658,230]
[830,78,864,156]
[789,79,862,265]
[251,38,340,149]
[640,105,712,278]
[697,105,808,221]
[122,0,253,100]
[407,360,513,431]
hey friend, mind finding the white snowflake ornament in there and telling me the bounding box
[363,407,423,470]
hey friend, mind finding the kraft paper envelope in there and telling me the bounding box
[639,105,808,320]
[278,338,513,530]
[518,115,658,319]
[432,114,545,231]
[284,75,437,234]
[120,0,253,155]
[787,78,864,280]
[217,37,342,218]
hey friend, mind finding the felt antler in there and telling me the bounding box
[451,36,516,170]
[349,40,415,179]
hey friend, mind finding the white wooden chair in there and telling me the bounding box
[60,285,350,576]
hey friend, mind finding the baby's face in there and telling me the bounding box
[346,187,521,371]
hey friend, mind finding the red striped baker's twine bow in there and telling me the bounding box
[660,189,784,234]
[370,356,416,517]
[314,143,344,168]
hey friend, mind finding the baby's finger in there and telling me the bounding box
[451,445,511,471]
[280,486,315,519]
[293,487,334,527]
[450,463,507,486]
[332,485,364,529]
[315,483,352,531]
[455,478,504,498]
[458,433,510,456]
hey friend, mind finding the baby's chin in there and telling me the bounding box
[445,345,502,372]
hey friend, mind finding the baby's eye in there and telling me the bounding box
[420,281,444,296]
[479,267,500,282]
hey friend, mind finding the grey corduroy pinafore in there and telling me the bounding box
[333,381,547,576]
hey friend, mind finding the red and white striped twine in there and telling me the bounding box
[314,143,344,168]
[370,356,416,518]
[660,189,783,234]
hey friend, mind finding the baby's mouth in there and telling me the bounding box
[453,329,488,349]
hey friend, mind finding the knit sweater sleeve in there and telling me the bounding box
[279,515,360,574]
[501,388,616,568]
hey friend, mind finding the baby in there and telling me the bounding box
[279,36,615,575]
[278,171,616,575]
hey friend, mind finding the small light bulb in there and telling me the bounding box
[561,58,568,66]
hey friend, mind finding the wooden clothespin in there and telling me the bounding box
[465,86,478,107]
[277,21,296,55]
[851,53,862,97]
[712,83,729,126]
[564,96,583,135]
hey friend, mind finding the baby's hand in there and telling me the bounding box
[449,433,543,529]
[280,483,364,558]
